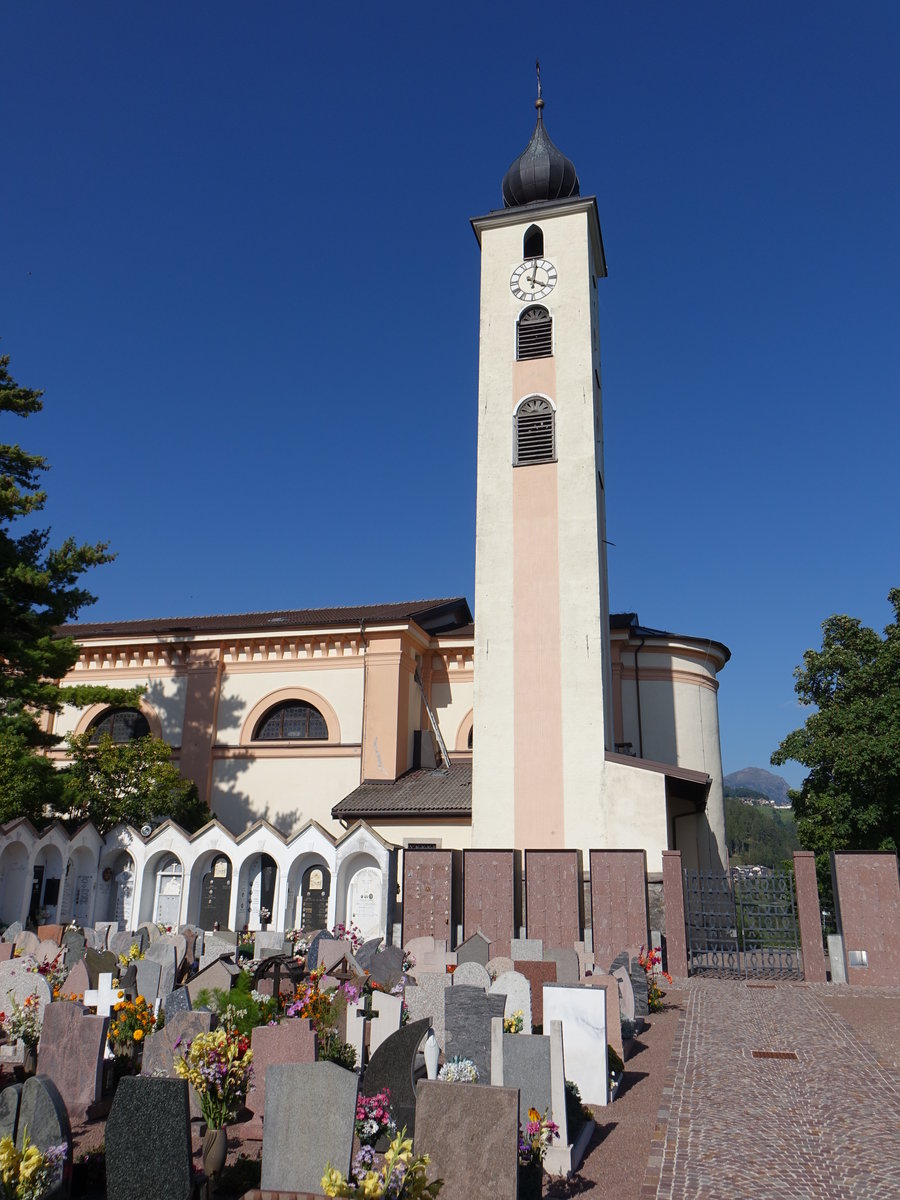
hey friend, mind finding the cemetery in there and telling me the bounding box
[0,840,896,1198]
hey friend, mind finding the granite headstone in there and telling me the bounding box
[444,986,506,1083]
[359,1017,431,1136]
[261,1062,358,1194]
[415,1080,519,1200]
[106,1077,195,1200]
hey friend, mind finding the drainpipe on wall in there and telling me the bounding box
[413,662,451,774]
[633,636,646,759]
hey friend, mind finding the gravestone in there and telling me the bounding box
[14,931,40,958]
[346,990,403,1067]
[141,1009,217,1119]
[109,931,138,960]
[315,939,355,975]
[612,965,635,1022]
[544,947,580,984]
[543,983,608,1106]
[254,931,284,958]
[451,961,491,990]
[360,1017,430,1137]
[444,986,506,1083]
[404,973,450,1049]
[261,1062,358,1194]
[245,1019,317,1136]
[514,960,557,1028]
[135,958,162,1002]
[586,973,624,1060]
[161,933,188,971]
[106,1077,195,1200]
[510,937,543,961]
[144,942,178,997]
[37,1000,109,1122]
[492,1024,552,1116]
[306,930,335,970]
[0,1083,22,1141]
[354,937,384,973]
[366,945,406,991]
[486,956,514,981]
[199,934,238,969]
[81,927,102,950]
[0,961,52,1025]
[0,944,12,963]
[630,956,650,1020]
[455,931,490,968]
[17,1076,71,1198]
[83,947,117,989]
[489,970,533,1033]
[415,1080,519,1200]
[161,987,192,1022]
[186,956,242,1005]
[404,935,434,962]
[61,959,89,998]
[2,922,23,942]
[94,921,118,948]
[36,940,64,965]
[37,924,66,946]
[62,931,86,967]
[136,921,160,944]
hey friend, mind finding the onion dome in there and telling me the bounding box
[502,66,580,208]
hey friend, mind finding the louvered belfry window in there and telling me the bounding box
[515,397,556,466]
[516,306,552,360]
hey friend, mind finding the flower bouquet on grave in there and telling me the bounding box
[637,945,672,1013]
[0,1128,67,1200]
[322,1129,443,1198]
[108,994,156,1074]
[354,1088,396,1149]
[115,942,145,970]
[330,921,363,956]
[436,1056,478,1083]
[503,1009,525,1034]
[173,1026,253,1130]
[517,1107,560,1200]
[27,953,68,1000]
[3,993,42,1050]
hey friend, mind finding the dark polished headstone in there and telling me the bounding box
[161,986,192,1021]
[306,930,335,970]
[106,1077,195,1200]
[355,937,384,972]
[0,1083,22,1142]
[360,1016,430,1137]
[366,945,406,991]
[83,947,117,989]
[444,986,506,1084]
[630,956,650,1019]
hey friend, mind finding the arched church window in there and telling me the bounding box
[516,306,552,361]
[89,707,150,744]
[514,396,556,466]
[523,224,544,259]
[253,700,328,741]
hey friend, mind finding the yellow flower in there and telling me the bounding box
[117,991,125,999]
[133,1029,144,1041]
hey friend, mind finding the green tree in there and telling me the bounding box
[62,732,210,834]
[0,353,140,749]
[771,589,900,893]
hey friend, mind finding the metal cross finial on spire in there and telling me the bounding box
[535,59,544,112]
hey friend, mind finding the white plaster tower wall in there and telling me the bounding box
[471,193,612,854]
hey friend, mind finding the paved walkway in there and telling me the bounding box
[643,980,900,1199]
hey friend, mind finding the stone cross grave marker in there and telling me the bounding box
[261,1061,358,1195]
[83,973,124,1017]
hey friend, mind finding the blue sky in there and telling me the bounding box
[4,3,899,788]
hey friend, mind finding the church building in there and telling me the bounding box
[0,86,730,937]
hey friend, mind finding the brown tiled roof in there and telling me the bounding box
[63,597,473,639]
[333,763,472,819]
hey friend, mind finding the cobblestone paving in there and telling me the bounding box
[643,980,900,1199]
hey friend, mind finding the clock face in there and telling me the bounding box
[510,258,558,301]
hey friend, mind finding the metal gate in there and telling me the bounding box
[684,868,802,979]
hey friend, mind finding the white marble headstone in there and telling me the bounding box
[542,983,608,1106]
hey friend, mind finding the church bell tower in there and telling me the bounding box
[471,73,613,852]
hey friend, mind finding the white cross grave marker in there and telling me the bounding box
[83,972,125,1018]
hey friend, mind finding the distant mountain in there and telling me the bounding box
[724,767,791,806]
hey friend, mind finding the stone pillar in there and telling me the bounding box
[661,851,688,978]
[179,646,223,806]
[792,851,826,983]
[463,850,521,957]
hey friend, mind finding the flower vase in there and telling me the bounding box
[22,1044,37,1078]
[518,1160,543,1200]
[424,1030,439,1080]
[202,1126,228,1185]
